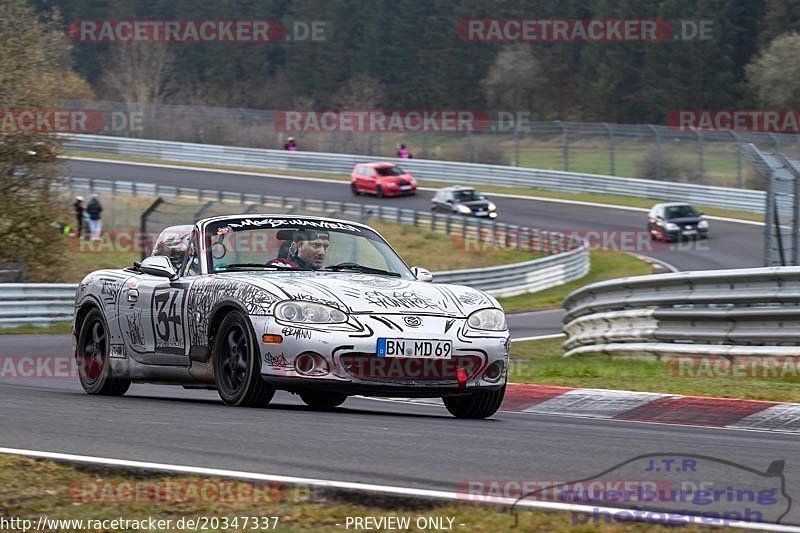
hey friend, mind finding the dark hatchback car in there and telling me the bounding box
[647,202,709,241]
[431,187,497,218]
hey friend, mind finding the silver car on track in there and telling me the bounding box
[73,214,510,418]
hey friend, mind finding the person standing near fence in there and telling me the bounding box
[396,144,412,158]
[284,136,297,151]
[86,194,103,241]
[73,196,85,238]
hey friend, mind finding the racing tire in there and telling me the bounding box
[376,186,384,198]
[443,385,505,419]
[213,311,275,407]
[77,308,131,396]
[299,391,348,410]
[351,183,360,196]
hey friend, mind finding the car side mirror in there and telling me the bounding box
[411,266,433,282]
[140,256,178,280]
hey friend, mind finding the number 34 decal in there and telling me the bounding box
[152,287,185,352]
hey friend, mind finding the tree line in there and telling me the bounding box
[26,0,800,122]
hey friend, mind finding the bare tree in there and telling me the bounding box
[0,0,93,281]
[102,43,175,107]
[480,45,546,115]
[747,32,800,108]
[330,73,387,109]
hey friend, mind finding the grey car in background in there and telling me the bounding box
[647,202,709,242]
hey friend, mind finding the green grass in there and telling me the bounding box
[497,251,653,312]
[369,219,543,272]
[509,337,800,403]
[0,454,733,532]
[0,323,72,335]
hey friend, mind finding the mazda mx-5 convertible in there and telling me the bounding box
[73,214,510,418]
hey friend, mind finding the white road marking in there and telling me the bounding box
[511,333,565,343]
[0,447,794,531]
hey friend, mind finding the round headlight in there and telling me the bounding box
[275,301,348,324]
[665,222,679,231]
[467,309,507,331]
[487,202,497,211]
[457,205,472,214]
[698,220,709,229]
[279,302,303,321]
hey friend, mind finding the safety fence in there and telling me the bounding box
[63,100,800,188]
[562,266,800,359]
[64,134,767,213]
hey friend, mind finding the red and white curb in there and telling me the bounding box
[388,384,800,433]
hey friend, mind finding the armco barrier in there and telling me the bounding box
[1,244,587,328]
[562,266,800,359]
[0,284,76,327]
[64,134,766,213]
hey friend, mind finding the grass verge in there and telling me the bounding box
[0,323,72,335]
[66,151,763,222]
[509,336,800,403]
[369,219,543,271]
[497,251,653,312]
[0,454,732,532]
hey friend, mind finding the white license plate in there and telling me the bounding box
[400,185,412,190]
[682,230,697,235]
[377,338,452,359]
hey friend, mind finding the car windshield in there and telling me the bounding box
[205,217,414,279]
[453,189,483,202]
[664,205,699,219]
[375,165,404,176]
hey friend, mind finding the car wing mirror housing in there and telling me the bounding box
[411,266,433,282]
[140,256,179,280]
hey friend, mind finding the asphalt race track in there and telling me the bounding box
[65,159,764,272]
[2,159,792,527]
[2,334,799,526]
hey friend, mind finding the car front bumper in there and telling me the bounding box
[251,314,509,397]
[664,228,709,240]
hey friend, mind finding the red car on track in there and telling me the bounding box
[350,162,418,197]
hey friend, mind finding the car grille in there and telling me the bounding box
[396,178,410,185]
[339,353,484,383]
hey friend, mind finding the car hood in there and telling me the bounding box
[458,199,490,208]
[217,271,496,316]
[667,216,703,225]
[381,173,415,182]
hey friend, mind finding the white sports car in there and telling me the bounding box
[73,214,510,418]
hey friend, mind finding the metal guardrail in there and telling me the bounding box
[0,284,76,327]
[64,134,767,213]
[435,246,588,298]
[1,245,587,328]
[562,267,800,359]
[0,263,25,283]
[11,176,591,327]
